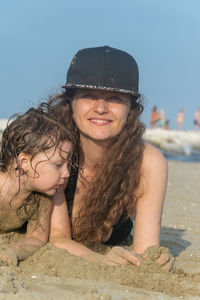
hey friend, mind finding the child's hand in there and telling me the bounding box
[0,247,18,266]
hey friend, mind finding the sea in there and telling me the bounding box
[143,128,200,163]
[162,151,200,163]
[1,120,200,163]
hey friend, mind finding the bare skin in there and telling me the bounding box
[0,141,71,265]
[0,192,52,265]
[50,89,174,272]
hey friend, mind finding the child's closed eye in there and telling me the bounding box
[55,161,64,168]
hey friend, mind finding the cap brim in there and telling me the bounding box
[62,84,140,98]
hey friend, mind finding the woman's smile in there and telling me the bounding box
[88,118,112,126]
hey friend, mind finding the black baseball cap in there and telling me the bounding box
[63,46,140,98]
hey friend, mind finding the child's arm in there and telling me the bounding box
[0,194,52,265]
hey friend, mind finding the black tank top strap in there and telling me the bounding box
[65,164,79,220]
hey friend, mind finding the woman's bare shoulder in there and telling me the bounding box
[142,142,168,173]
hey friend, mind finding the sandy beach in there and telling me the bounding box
[1,160,200,299]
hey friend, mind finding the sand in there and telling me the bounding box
[1,160,200,299]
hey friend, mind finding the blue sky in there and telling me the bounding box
[1,0,200,129]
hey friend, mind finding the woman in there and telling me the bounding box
[49,46,174,270]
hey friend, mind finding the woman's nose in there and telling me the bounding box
[94,99,109,114]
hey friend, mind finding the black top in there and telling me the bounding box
[65,165,133,245]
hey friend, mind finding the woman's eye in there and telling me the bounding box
[81,94,97,99]
[107,96,123,103]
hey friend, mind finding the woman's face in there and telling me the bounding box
[72,89,131,142]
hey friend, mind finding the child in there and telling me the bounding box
[0,103,76,266]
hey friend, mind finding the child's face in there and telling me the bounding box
[26,140,72,196]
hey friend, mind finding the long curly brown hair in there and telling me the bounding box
[49,90,145,243]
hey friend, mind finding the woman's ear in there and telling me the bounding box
[16,153,31,173]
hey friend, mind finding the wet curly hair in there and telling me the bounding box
[0,102,76,172]
[48,90,145,243]
[0,102,78,215]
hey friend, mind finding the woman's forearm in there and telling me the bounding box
[50,236,104,262]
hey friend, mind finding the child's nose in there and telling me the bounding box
[62,163,70,178]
